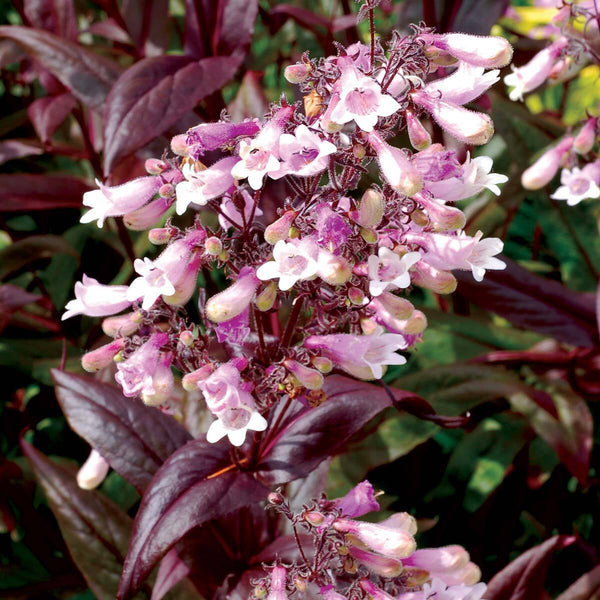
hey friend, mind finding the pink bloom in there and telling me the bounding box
[330,65,401,132]
[345,42,372,71]
[270,125,337,178]
[185,120,260,160]
[358,580,396,600]
[124,196,172,231]
[77,449,110,490]
[421,32,513,68]
[334,480,380,517]
[521,136,573,190]
[406,109,432,150]
[256,238,320,291]
[267,566,289,600]
[424,62,499,106]
[283,359,324,390]
[367,247,422,296]
[413,144,461,182]
[81,176,161,228]
[175,156,238,215]
[504,37,568,101]
[421,578,487,600]
[142,351,175,406]
[218,189,263,230]
[349,546,403,577]
[198,361,254,414]
[215,309,251,344]
[315,204,353,253]
[573,117,597,154]
[115,332,169,397]
[404,546,471,580]
[81,338,125,372]
[205,266,260,323]
[304,328,407,380]
[63,275,131,320]
[551,161,600,205]
[414,193,466,231]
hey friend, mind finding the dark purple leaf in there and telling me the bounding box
[52,369,193,494]
[0,284,41,333]
[455,258,598,348]
[152,547,190,600]
[557,565,600,600]
[0,39,25,68]
[0,173,91,211]
[184,0,216,59]
[270,4,330,31]
[121,0,169,56]
[213,0,259,58]
[486,535,576,600]
[390,389,469,428]
[256,375,394,484]
[20,440,133,600]
[102,54,240,175]
[23,0,78,40]
[117,439,268,599]
[87,19,133,45]
[0,26,122,111]
[0,139,43,164]
[0,235,78,280]
[28,93,76,143]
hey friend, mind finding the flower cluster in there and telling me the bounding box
[64,25,511,448]
[253,481,486,600]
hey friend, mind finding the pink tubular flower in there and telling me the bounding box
[80,176,161,228]
[215,309,251,344]
[420,32,513,68]
[284,359,324,390]
[367,247,422,296]
[142,351,175,406]
[334,480,380,517]
[304,329,407,380]
[267,566,289,600]
[358,579,396,600]
[205,266,260,323]
[62,275,131,320]
[350,546,403,577]
[175,156,238,215]
[76,449,110,490]
[115,332,169,397]
[368,130,424,196]
[504,37,568,101]
[521,136,573,190]
[551,161,600,206]
[81,338,125,372]
[123,196,172,231]
[414,193,466,231]
[404,546,472,581]
[573,117,597,155]
[218,189,263,230]
[270,125,337,178]
[406,109,432,151]
[185,120,260,160]
[420,578,487,600]
[424,62,499,106]
[256,238,320,291]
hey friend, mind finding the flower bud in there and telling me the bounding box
[349,546,404,577]
[348,287,366,305]
[124,197,171,231]
[81,338,125,372]
[268,566,289,600]
[521,136,573,190]
[163,252,202,307]
[142,352,174,406]
[205,267,260,323]
[360,317,379,335]
[158,183,175,198]
[255,281,278,311]
[304,89,324,119]
[574,118,597,155]
[293,577,306,592]
[318,254,352,285]
[284,62,311,83]
[145,158,168,175]
[170,134,188,156]
[77,449,110,490]
[254,585,267,599]
[406,109,432,150]
[360,227,379,244]
[284,359,324,390]
[264,211,296,245]
[343,558,357,574]
[303,511,325,526]
[421,33,513,68]
[415,192,466,232]
[182,363,216,391]
[311,356,333,373]
[102,311,142,337]
[411,261,457,294]
[179,330,194,347]
[205,236,222,256]
[357,189,384,228]
[148,227,172,244]
[353,143,366,159]
[268,491,284,505]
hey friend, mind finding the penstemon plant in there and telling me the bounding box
[53,4,518,599]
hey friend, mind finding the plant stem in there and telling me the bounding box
[281,296,304,348]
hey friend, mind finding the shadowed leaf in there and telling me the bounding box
[28,93,76,143]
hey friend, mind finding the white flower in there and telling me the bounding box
[206,407,267,447]
[256,239,320,291]
[62,275,131,320]
[367,248,422,296]
[231,138,280,190]
[551,166,600,206]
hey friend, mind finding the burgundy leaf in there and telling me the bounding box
[391,389,469,428]
[86,19,133,45]
[102,54,240,175]
[270,4,331,31]
[184,0,215,58]
[23,0,78,40]
[0,174,91,211]
[486,535,576,600]
[0,139,43,164]
[20,439,134,600]
[117,439,268,599]
[120,0,169,56]
[52,369,193,494]
[0,39,25,68]
[213,0,259,58]
[151,547,190,600]
[455,258,598,348]
[28,93,76,143]
[557,565,600,600]
[0,26,121,111]
[0,284,41,333]
[256,375,394,485]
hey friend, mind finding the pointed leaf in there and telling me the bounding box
[0,26,121,111]
[52,369,192,493]
[28,93,76,142]
[0,139,43,164]
[256,375,394,484]
[151,548,190,600]
[213,0,259,57]
[102,54,240,175]
[20,440,134,600]
[23,0,78,40]
[557,565,600,600]
[117,439,268,599]
[486,535,576,600]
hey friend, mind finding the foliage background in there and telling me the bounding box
[0,0,599,598]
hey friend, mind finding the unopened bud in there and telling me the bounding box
[406,109,432,150]
[264,211,296,245]
[353,143,366,159]
[81,339,125,372]
[360,227,378,244]
[311,356,333,373]
[148,227,172,244]
[255,281,278,311]
[163,253,202,307]
[102,311,142,337]
[338,545,349,556]
[411,261,457,294]
[415,192,466,232]
[303,511,325,526]
[145,158,168,175]
[574,118,597,155]
[158,183,174,198]
[285,62,311,84]
[411,208,428,227]
[182,363,216,391]
[142,352,174,406]
[205,267,260,323]
[357,189,384,228]
[284,359,324,390]
[294,577,307,592]
[170,134,188,156]
[77,449,110,490]
[343,558,358,574]
[360,317,379,335]
[205,236,222,256]
[179,330,194,347]
[304,89,323,119]
[253,585,267,599]
[348,287,366,305]
[522,137,573,189]
[268,491,285,505]
[318,254,352,285]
